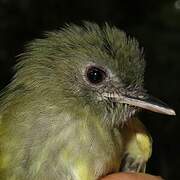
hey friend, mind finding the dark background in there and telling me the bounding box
[0,0,179,179]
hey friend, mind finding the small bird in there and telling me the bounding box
[0,22,175,180]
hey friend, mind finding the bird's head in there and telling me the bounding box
[15,22,175,127]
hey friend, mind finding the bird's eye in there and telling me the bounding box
[86,66,107,84]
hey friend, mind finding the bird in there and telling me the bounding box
[0,22,175,180]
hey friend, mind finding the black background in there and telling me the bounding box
[0,0,179,179]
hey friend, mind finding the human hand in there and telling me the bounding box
[101,173,163,180]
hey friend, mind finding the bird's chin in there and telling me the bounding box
[104,102,139,127]
[124,105,139,120]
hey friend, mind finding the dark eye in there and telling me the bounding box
[86,66,107,84]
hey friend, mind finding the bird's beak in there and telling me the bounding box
[102,92,176,116]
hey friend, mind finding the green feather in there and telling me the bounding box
[0,22,146,179]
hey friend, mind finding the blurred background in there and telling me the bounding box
[0,0,179,179]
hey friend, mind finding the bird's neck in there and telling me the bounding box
[46,110,123,180]
[1,97,123,180]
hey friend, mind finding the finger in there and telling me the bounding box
[101,172,163,180]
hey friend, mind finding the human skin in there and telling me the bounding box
[101,173,163,180]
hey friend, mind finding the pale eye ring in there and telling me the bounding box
[85,66,107,85]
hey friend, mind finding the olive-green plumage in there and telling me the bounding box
[0,22,175,180]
